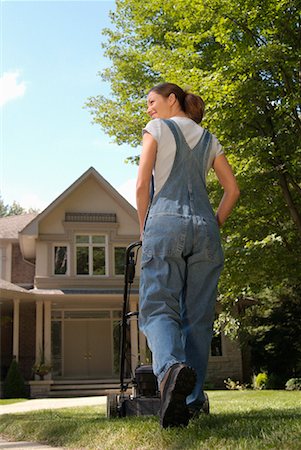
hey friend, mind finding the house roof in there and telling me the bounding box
[20,166,138,237]
[28,288,139,295]
[0,278,139,305]
[0,213,38,240]
[0,278,28,293]
[0,280,139,300]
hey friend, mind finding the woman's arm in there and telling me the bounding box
[213,154,240,227]
[136,132,157,235]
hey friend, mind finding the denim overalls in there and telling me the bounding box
[139,119,224,408]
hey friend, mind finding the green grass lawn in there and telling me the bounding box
[0,391,300,449]
[0,399,28,405]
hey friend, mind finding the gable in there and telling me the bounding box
[39,176,138,235]
[19,167,139,259]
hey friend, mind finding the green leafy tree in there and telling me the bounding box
[0,196,9,217]
[242,285,301,384]
[87,0,301,369]
[7,201,26,216]
[0,195,38,217]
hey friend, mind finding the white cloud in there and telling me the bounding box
[19,193,48,212]
[117,178,136,208]
[0,71,26,107]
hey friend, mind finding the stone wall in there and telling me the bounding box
[206,335,243,388]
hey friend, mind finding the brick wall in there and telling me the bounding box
[11,243,35,286]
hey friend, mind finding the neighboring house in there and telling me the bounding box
[0,167,243,398]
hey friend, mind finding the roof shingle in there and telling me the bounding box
[0,213,38,239]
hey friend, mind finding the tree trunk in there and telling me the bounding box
[278,171,301,237]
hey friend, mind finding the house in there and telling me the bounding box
[0,167,243,398]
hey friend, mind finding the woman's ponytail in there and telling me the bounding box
[184,93,205,124]
[148,82,205,124]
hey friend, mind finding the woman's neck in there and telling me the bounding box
[169,108,187,118]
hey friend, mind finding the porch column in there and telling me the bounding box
[35,301,43,362]
[44,301,51,365]
[13,298,20,361]
[129,299,138,371]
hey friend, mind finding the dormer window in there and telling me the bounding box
[76,235,107,276]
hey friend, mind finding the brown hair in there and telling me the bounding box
[148,82,205,123]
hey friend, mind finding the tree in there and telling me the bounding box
[3,358,27,399]
[87,0,300,291]
[241,285,301,384]
[0,196,9,217]
[86,0,301,360]
[0,195,37,217]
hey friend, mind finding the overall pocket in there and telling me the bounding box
[203,217,224,264]
[143,214,189,257]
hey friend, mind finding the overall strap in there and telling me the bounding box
[163,119,212,183]
[162,119,187,152]
[195,129,212,182]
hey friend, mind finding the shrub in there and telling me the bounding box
[265,373,285,389]
[3,358,27,398]
[253,372,268,390]
[285,378,301,391]
[224,377,248,390]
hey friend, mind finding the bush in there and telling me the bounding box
[204,381,215,390]
[253,372,268,390]
[3,358,27,398]
[285,378,301,391]
[224,378,248,390]
[265,373,285,389]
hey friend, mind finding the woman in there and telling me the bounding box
[136,83,240,428]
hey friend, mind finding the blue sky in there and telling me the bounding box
[0,0,139,211]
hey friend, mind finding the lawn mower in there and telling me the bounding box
[107,241,161,418]
[106,240,210,419]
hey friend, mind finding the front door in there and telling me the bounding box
[64,319,112,378]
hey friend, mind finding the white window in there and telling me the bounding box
[53,245,68,275]
[75,235,107,276]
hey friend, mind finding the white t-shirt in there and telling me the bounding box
[143,116,223,195]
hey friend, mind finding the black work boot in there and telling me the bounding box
[159,363,196,429]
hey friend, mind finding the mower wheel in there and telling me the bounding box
[107,394,119,418]
[203,392,210,414]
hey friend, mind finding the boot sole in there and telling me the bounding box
[160,364,196,428]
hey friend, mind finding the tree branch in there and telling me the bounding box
[277,171,301,237]
[287,173,301,196]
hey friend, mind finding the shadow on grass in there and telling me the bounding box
[1,408,301,449]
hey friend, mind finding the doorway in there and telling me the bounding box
[64,319,112,378]
[51,309,120,379]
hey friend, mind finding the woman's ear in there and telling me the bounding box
[168,93,177,106]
